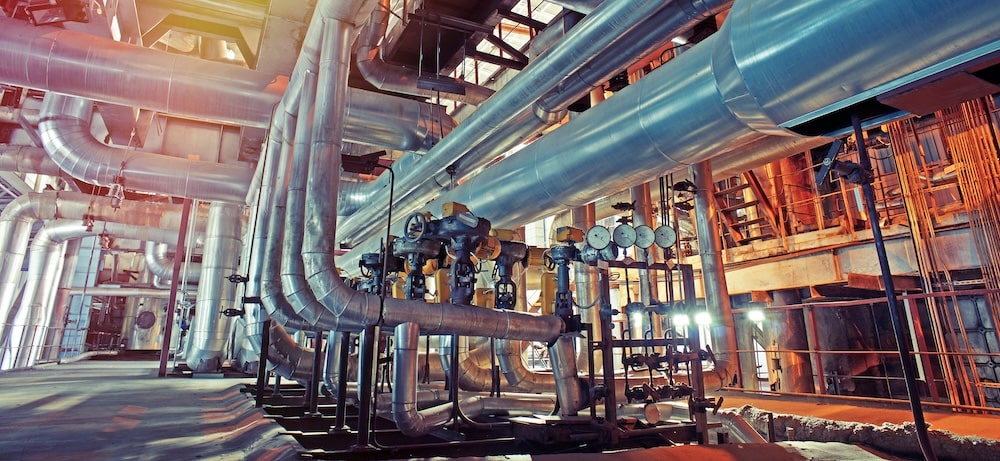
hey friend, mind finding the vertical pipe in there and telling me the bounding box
[851,114,936,461]
[571,204,599,370]
[45,239,81,361]
[690,160,744,386]
[186,202,242,372]
[631,181,661,340]
[159,199,193,377]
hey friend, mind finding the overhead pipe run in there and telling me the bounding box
[0,16,453,152]
[357,0,494,106]
[0,144,66,178]
[39,94,254,204]
[334,0,732,249]
[336,0,677,246]
[346,0,1000,271]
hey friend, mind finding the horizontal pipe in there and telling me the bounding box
[0,15,453,152]
[340,0,1000,272]
[0,144,65,177]
[144,242,201,284]
[40,94,254,203]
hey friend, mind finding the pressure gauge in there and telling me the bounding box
[653,225,677,249]
[634,225,654,249]
[585,225,611,250]
[612,223,636,248]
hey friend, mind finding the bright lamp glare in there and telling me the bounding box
[672,314,690,327]
[694,312,712,326]
[748,309,765,323]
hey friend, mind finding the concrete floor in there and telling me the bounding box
[0,359,300,461]
[2,358,996,460]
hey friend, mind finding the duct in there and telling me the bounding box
[709,136,832,180]
[9,219,183,368]
[495,253,558,393]
[185,203,242,372]
[0,191,201,348]
[297,5,563,342]
[342,0,1000,274]
[144,243,201,284]
[0,145,65,178]
[0,16,453,152]
[691,160,741,385]
[38,94,254,203]
[334,0,732,248]
[357,0,494,106]
[393,323,557,437]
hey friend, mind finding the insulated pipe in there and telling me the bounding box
[342,0,1000,272]
[66,287,174,297]
[280,70,325,326]
[185,202,243,373]
[334,0,679,247]
[357,0,494,106]
[0,192,201,346]
[549,334,585,416]
[42,238,80,362]
[571,203,600,370]
[267,321,314,383]
[0,17,453,151]
[334,0,733,248]
[298,6,563,342]
[257,105,310,331]
[545,0,602,14]
[691,160,741,385]
[39,94,254,203]
[0,144,65,177]
[0,16,284,128]
[392,323,556,437]
[10,220,182,368]
[144,242,201,284]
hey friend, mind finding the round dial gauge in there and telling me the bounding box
[612,223,637,248]
[634,225,654,249]
[585,225,611,250]
[653,225,677,249]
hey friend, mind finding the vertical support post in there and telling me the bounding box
[255,319,272,408]
[680,264,707,444]
[333,331,352,432]
[354,324,380,448]
[597,267,617,424]
[851,114,936,461]
[158,198,192,377]
[307,331,324,415]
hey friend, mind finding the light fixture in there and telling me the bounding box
[672,314,690,328]
[694,311,712,326]
[748,309,765,323]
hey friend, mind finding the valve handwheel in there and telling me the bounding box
[403,212,428,242]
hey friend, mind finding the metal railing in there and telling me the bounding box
[730,289,1000,413]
